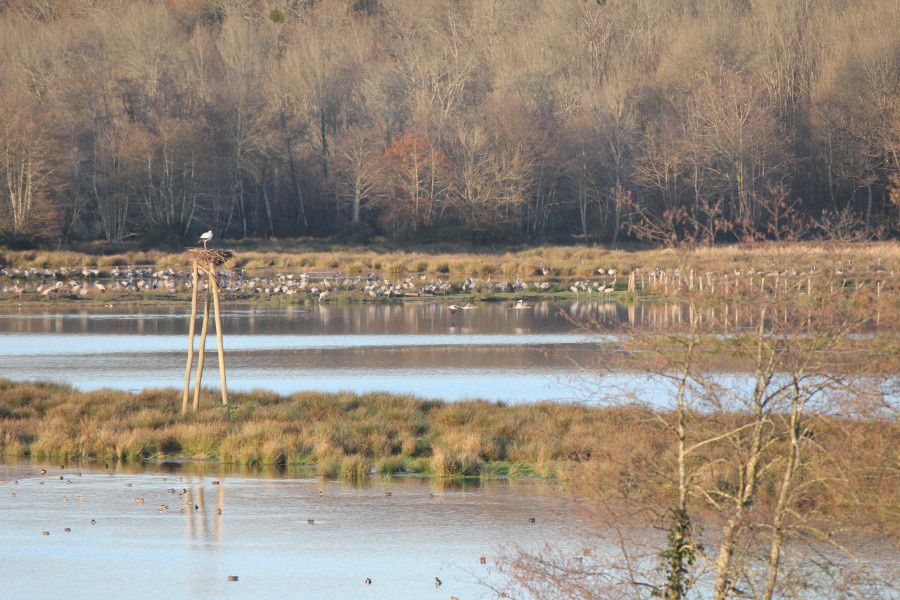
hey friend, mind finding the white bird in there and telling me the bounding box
[198,230,213,248]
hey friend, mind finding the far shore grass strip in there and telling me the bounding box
[3,241,898,278]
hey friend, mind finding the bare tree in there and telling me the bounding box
[332,125,381,225]
[0,0,896,242]
[447,121,532,238]
[499,284,896,599]
[0,91,59,236]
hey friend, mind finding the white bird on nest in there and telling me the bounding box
[198,230,213,249]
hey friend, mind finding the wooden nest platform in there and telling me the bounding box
[186,248,234,267]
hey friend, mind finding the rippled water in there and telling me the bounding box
[0,301,638,402]
[0,461,578,600]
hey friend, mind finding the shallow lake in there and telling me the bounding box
[0,461,579,600]
[0,300,664,402]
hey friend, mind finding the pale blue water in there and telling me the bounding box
[0,302,616,402]
[0,461,577,600]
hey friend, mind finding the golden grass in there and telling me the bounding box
[3,241,898,281]
[0,378,896,530]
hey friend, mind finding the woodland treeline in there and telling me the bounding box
[0,0,898,247]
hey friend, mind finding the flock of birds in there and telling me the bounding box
[0,265,629,301]
[0,264,891,303]
[0,228,892,301]
[3,465,528,598]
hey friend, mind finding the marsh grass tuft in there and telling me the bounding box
[0,378,895,520]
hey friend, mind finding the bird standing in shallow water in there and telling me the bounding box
[434,577,442,587]
[364,577,372,585]
[198,230,213,249]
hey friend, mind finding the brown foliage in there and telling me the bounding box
[0,0,896,244]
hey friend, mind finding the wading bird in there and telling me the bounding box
[198,230,214,249]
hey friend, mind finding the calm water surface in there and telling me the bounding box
[0,301,652,402]
[0,461,579,600]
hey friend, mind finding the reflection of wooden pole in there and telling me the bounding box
[214,484,224,542]
[182,265,199,415]
[209,268,228,406]
[185,486,194,539]
[198,486,208,537]
[193,280,211,412]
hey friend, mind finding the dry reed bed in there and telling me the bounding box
[0,379,895,525]
[2,242,898,282]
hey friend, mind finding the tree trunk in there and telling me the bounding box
[865,184,873,226]
[763,386,804,600]
[352,187,361,224]
[260,166,274,237]
[280,106,308,230]
[319,108,328,179]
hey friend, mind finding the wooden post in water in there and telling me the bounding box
[193,284,211,412]
[183,248,234,414]
[209,271,228,406]
[182,264,200,415]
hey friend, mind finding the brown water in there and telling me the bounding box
[0,461,579,600]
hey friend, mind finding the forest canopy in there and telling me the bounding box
[0,0,897,247]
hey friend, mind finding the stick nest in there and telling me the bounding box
[187,248,234,267]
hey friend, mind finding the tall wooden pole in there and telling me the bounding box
[193,280,211,412]
[182,264,199,415]
[209,264,228,406]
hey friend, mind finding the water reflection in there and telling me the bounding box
[0,300,881,403]
[0,299,861,335]
[0,460,577,600]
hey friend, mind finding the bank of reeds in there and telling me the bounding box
[0,379,896,528]
[2,241,897,282]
